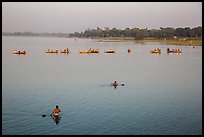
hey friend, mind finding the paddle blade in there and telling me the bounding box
[42,115,46,117]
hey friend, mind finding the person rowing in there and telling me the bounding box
[50,105,61,117]
[111,81,118,87]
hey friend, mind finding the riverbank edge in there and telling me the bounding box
[90,37,202,46]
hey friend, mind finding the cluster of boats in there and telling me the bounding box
[79,48,99,54]
[46,48,70,54]
[167,48,182,53]
[11,48,183,55]
[79,48,124,54]
[150,48,182,54]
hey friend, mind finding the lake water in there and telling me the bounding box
[2,36,202,135]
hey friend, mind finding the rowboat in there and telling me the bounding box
[90,49,99,53]
[60,49,70,53]
[61,51,70,53]
[46,50,59,53]
[175,50,182,53]
[104,50,115,53]
[150,49,161,54]
[12,50,26,54]
[79,48,99,54]
[79,50,91,54]
[167,49,182,53]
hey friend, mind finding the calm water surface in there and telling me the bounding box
[2,36,202,135]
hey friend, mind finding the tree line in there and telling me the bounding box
[69,26,202,39]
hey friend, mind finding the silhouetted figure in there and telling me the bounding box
[112,81,118,86]
[111,81,118,89]
[50,105,61,125]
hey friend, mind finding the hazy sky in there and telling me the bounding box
[2,2,202,33]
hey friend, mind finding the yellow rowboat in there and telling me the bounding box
[79,48,99,54]
[90,49,99,53]
[175,50,182,53]
[12,50,26,54]
[60,48,70,54]
[79,50,91,54]
[61,51,70,53]
[46,50,59,53]
[60,50,70,54]
[150,49,161,54]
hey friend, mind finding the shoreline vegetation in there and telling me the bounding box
[91,37,202,46]
[69,26,202,46]
[2,26,202,46]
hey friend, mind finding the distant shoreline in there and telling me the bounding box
[68,26,202,46]
[3,35,202,46]
[90,37,202,46]
[2,32,69,38]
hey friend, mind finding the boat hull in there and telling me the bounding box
[150,50,161,54]
[12,51,26,54]
[167,50,182,53]
[104,50,115,53]
[46,51,58,53]
[60,51,70,54]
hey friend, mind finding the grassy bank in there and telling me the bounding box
[93,37,202,46]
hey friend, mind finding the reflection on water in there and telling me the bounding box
[2,36,202,135]
[113,85,117,89]
[51,115,61,125]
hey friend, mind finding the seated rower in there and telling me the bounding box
[50,105,61,117]
[112,81,118,86]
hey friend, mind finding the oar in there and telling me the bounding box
[112,83,125,86]
[42,113,53,117]
[100,83,125,87]
[42,112,64,118]
[42,114,47,117]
